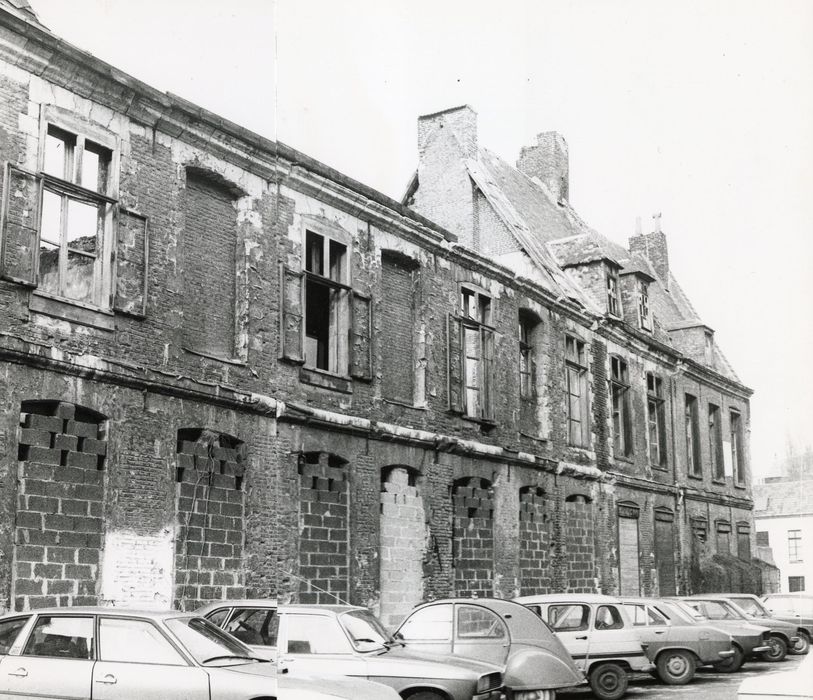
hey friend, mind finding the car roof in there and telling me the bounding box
[685,594,742,601]
[195,600,364,616]
[0,607,194,621]
[515,593,622,604]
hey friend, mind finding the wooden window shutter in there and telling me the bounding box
[0,163,42,286]
[447,314,464,413]
[349,291,372,380]
[113,207,149,316]
[481,326,495,420]
[279,263,304,362]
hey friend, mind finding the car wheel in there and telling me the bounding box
[712,645,744,673]
[762,635,788,662]
[656,649,696,685]
[404,691,446,700]
[790,632,810,655]
[588,663,629,700]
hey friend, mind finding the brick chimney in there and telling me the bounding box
[517,132,569,203]
[629,213,669,288]
[418,105,478,159]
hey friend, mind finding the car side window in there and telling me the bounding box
[223,608,278,647]
[647,606,667,626]
[398,604,453,641]
[547,604,590,632]
[206,609,230,627]
[99,618,186,666]
[23,616,94,659]
[285,615,350,655]
[623,604,648,626]
[0,617,29,654]
[456,605,506,640]
[594,606,624,631]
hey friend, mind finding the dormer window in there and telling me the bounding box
[606,267,621,317]
[638,279,651,330]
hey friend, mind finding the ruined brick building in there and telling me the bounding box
[0,1,762,624]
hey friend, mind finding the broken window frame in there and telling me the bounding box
[453,285,495,422]
[646,373,667,468]
[685,393,701,477]
[565,335,590,448]
[609,355,633,458]
[708,403,724,480]
[303,229,351,375]
[638,279,651,330]
[730,409,745,486]
[606,267,621,317]
[518,313,537,400]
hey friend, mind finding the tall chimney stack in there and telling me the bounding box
[517,131,569,203]
[629,214,670,289]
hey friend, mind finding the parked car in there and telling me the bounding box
[197,600,504,700]
[658,598,771,673]
[738,651,813,700]
[393,597,585,698]
[515,593,653,700]
[617,597,735,684]
[686,594,800,662]
[727,593,809,655]
[0,606,398,700]
[762,593,813,655]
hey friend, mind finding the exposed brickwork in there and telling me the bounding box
[298,453,349,604]
[519,486,551,595]
[452,477,494,596]
[563,496,595,592]
[14,401,105,610]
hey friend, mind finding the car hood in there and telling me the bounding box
[378,646,502,678]
[747,616,801,635]
[504,645,585,690]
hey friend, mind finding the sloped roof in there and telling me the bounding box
[753,479,813,517]
[1,0,43,25]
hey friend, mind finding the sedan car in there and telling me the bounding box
[0,607,398,700]
[198,600,504,700]
[394,598,585,699]
[762,594,813,655]
[686,595,800,662]
[618,597,735,684]
[515,593,653,700]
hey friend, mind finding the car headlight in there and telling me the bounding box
[513,691,555,700]
[476,672,502,693]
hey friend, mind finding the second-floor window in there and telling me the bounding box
[610,356,632,458]
[304,230,349,373]
[788,530,802,563]
[565,335,590,447]
[709,403,724,480]
[647,373,667,467]
[518,314,535,399]
[685,394,701,476]
[730,410,745,485]
[606,267,621,317]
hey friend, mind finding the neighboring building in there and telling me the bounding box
[754,478,813,592]
[0,2,761,623]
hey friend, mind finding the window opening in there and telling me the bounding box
[685,394,701,476]
[709,404,724,479]
[788,530,802,563]
[638,279,651,329]
[647,373,667,466]
[458,287,494,420]
[606,267,621,317]
[565,335,590,447]
[610,356,632,457]
[730,410,744,484]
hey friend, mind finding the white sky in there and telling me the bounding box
[31,0,813,479]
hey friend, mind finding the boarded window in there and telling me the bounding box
[618,505,640,596]
[716,521,731,555]
[737,523,751,561]
[654,509,676,595]
[381,253,415,401]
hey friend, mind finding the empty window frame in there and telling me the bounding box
[565,335,590,447]
[638,279,651,330]
[304,230,349,374]
[610,356,633,458]
[788,530,802,563]
[458,287,494,420]
[518,313,537,400]
[685,394,701,477]
[709,403,724,480]
[647,373,667,467]
[38,124,115,307]
[606,267,621,317]
[730,410,745,485]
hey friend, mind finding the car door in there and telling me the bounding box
[545,603,591,671]
[91,616,209,700]
[452,603,510,666]
[395,603,454,656]
[220,607,279,663]
[278,612,367,679]
[0,614,94,700]
[589,604,642,666]
[621,603,668,657]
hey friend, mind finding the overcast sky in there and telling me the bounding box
[32,0,813,479]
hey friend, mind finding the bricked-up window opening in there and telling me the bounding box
[756,531,769,547]
[638,279,651,330]
[606,267,621,317]
[15,400,107,611]
[685,394,701,476]
[788,529,802,563]
[35,124,115,306]
[654,508,676,596]
[564,493,595,592]
[452,477,494,597]
[618,503,641,596]
[175,429,246,611]
[297,452,350,604]
[610,356,633,458]
[730,410,745,485]
[789,576,806,592]
[381,252,417,404]
[737,523,751,561]
[647,373,667,467]
[716,521,731,555]
[304,231,350,374]
[565,336,590,447]
[519,486,551,595]
[692,518,708,543]
[450,287,494,421]
[708,404,724,480]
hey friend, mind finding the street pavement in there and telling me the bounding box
[559,653,807,700]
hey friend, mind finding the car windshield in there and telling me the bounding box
[166,617,259,665]
[730,597,770,618]
[694,600,746,620]
[675,601,710,622]
[338,610,392,651]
